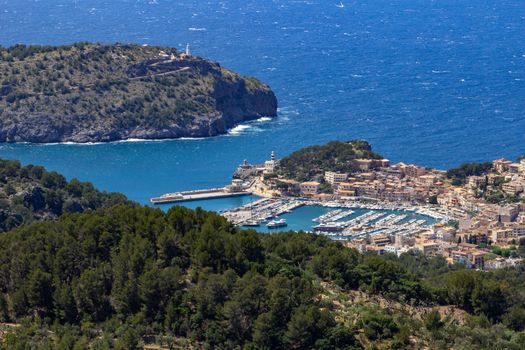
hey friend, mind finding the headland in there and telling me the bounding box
[0,43,277,143]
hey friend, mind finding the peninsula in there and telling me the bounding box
[0,43,277,143]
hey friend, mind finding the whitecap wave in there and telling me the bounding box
[227,115,276,136]
[34,137,207,146]
[116,138,166,143]
[278,107,299,116]
[188,27,206,31]
[117,137,206,143]
[37,141,104,146]
[228,124,252,135]
[176,137,207,141]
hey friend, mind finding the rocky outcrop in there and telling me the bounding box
[0,43,277,143]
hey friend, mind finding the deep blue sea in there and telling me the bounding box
[0,0,524,207]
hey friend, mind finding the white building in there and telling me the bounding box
[300,181,320,196]
[384,245,412,257]
[324,171,348,185]
[264,151,277,174]
[226,179,244,193]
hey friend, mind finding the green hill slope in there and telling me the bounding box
[0,158,131,232]
[1,204,525,349]
[276,140,384,181]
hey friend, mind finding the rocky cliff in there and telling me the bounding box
[0,43,277,143]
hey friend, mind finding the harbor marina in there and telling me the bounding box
[222,198,443,238]
[152,153,451,240]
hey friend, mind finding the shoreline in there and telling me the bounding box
[0,116,276,146]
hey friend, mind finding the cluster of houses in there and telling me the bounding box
[437,157,525,249]
[235,154,446,203]
[344,157,525,269]
[345,222,523,270]
[345,227,493,269]
[278,160,444,202]
[326,162,444,202]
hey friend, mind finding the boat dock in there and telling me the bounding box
[222,198,305,226]
[150,187,251,204]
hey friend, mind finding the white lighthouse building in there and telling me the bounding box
[264,151,276,174]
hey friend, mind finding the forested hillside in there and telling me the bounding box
[276,141,383,181]
[446,162,493,185]
[0,158,131,232]
[1,204,525,349]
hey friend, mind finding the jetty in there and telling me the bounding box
[150,188,251,204]
[222,198,305,226]
[150,179,252,204]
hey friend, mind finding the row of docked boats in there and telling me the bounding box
[312,209,354,223]
[321,200,451,223]
[229,198,302,227]
[313,210,383,234]
[243,218,288,229]
[313,209,343,223]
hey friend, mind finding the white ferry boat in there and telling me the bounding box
[267,219,287,229]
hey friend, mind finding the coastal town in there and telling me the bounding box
[214,145,525,271]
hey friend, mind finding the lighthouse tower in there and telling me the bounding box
[185,43,191,56]
[264,151,276,174]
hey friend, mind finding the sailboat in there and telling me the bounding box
[244,195,260,227]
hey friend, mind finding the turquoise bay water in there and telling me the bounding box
[155,194,258,213]
[0,0,524,212]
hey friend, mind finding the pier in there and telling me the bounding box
[222,198,305,226]
[151,178,256,204]
[150,187,251,204]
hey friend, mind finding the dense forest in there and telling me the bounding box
[1,204,525,349]
[0,158,131,232]
[276,141,383,181]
